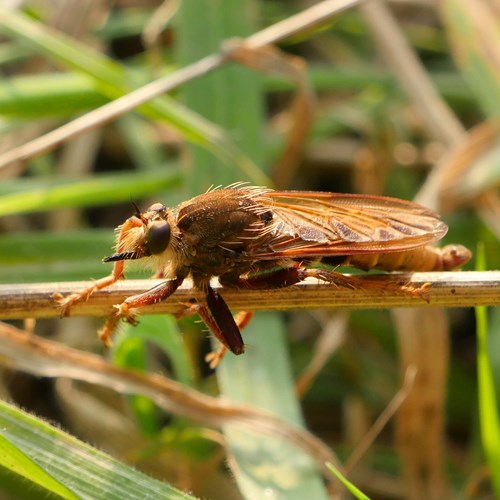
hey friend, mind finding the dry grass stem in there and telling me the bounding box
[360,0,464,150]
[0,271,498,320]
[0,0,361,172]
[345,366,417,473]
[0,320,341,483]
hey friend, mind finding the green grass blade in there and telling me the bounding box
[219,314,329,498]
[0,430,80,499]
[0,7,261,180]
[113,315,195,436]
[476,304,500,495]
[441,0,500,117]
[115,315,194,387]
[475,244,500,496]
[0,230,114,283]
[0,400,196,500]
[325,462,370,500]
[0,169,181,216]
[175,0,268,191]
[0,73,107,118]
[176,0,327,496]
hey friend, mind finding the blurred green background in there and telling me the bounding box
[0,1,499,499]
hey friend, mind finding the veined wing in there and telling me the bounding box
[249,190,448,259]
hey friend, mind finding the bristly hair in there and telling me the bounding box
[205,182,273,197]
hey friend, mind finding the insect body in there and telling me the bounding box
[58,185,471,365]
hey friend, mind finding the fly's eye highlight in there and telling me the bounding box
[145,221,171,255]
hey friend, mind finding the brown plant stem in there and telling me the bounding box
[0,271,498,320]
[0,320,341,484]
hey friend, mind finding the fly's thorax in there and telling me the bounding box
[172,189,275,277]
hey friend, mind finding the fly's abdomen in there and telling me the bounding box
[345,244,471,272]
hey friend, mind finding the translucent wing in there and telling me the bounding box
[249,190,448,259]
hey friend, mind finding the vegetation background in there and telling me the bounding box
[0,0,499,499]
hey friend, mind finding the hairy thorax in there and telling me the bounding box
[174,189,273,279]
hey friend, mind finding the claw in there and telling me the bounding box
[54,291,87,317]
[205,347,227,369]
[400,281,431,303]
[174,301,199,320]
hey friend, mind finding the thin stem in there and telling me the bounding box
[0,320,341,481]
[0,0,361,172]
[1,271,498,320]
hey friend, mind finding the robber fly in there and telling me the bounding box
[58,185,471,366]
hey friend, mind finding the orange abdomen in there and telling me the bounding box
[346,244,471,272]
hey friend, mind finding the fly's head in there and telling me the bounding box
[104,203,179,272]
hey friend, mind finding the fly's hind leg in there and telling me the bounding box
[219,262,305,290]
[200,261,423,368]
[305,266,430,300]
[220,262,361,291]
[187,285,250,369]
[204,311,253,368]
[199,264,309,367]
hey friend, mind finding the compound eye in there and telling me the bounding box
[145,221,171,255]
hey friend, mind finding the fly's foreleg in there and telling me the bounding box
[56,216,144,316]
[56,260,126,316]
[99,277,185,346]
